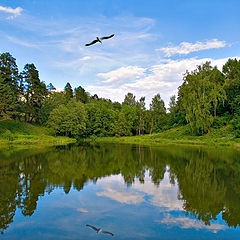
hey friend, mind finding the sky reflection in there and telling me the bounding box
[1,144,240,239]
[94,170,228,235]
[2,169,232,240]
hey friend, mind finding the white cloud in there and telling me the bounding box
[87,56,240,107]
[77,208,88,213]
[132,173,183,211]
[98,66,146,84]
[157,214,227,233]
[96,175,145,204]
[97,186,145,205]
[55,88,64,92]
[95,170,183,211]
[80,56,91,61]
[157,39,227,57]
[86,85,127,102]
[0,5,23,19]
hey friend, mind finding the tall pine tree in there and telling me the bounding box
[0,52,20,118]
[0,73,15,118]
[21,64,48,122]
[64,82,73,102]
[75,86,89,103]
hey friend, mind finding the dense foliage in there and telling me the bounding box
[0,52,240,137]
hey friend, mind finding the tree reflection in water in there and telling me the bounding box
[0,143,240,234]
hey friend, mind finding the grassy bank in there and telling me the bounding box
[0,120,76,147]
[2,120,239,148]
[89,125,240,148]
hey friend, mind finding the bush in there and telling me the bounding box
[212,115,231,129]
[2,130,14,141]
[230,116,240,138]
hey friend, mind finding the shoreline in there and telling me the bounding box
[87,137,240,149]
[85,130,240,149]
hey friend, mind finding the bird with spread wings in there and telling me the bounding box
[86,224,114,236]
[85,34,114,46]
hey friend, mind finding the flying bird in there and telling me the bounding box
[86,224,114,236]
[85,34,114,46]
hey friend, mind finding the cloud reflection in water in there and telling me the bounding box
[96,171,183,211]
[95,171,227,233]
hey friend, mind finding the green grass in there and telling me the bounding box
[2,120,239,149]
[89,125,240,148]
[0,120,76,147]
[0,120,53,135]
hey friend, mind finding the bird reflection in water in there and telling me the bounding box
[86,224,114,236]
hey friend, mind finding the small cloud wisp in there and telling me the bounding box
[157,39,226,57]
[0,5,23,19]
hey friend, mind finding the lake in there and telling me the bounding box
[0,143,240,239]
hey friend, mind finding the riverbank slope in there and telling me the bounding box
[0,120,76,147]
[90,125,240,148]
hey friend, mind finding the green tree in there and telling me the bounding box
[123,92,136,106]
[0,52,19,96]
[74,86,89,103]
[169,95,177,114]
[0,73,15,119]
[210,67,226,117]
[90,94,99,101]
[222,58,240,115]
[39,91,67,124]
[180,62,225,135]
[0,52,20,119]
[21,64,48,122]
[167,95,178,128]
[150,93,166,133]
[64,82,73,101]
[168,95,187,127]
[113,112,131,136]
[112,101,122,111]
[143,110,152,134]
[121,104,138,135]
[85,101,117,136]
[48,99,86,137]
[137,97,146,135]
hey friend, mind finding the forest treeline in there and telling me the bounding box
[0,52,240,138]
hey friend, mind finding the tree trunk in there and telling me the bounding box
[207,126,211,134]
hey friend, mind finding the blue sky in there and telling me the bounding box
[0,0,240,106]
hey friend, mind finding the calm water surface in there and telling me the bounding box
[0,143,240,239]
